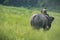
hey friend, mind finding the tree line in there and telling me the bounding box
[0,0,60,8]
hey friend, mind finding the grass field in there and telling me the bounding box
[0,5,60,40]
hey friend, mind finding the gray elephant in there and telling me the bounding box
[30,14,54,30]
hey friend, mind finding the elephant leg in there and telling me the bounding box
[43,24,47,30]
[43,24,51,30]
[47,24,51,30]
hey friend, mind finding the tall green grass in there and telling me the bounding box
[0,5,60,40]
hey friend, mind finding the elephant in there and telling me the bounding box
[30,14,54,30]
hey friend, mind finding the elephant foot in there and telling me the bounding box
[43,26,51,31]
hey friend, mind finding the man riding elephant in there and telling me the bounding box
[30,8,54,30]
[40,8,54,30]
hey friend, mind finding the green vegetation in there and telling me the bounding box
[0,0,60,9]
[0,5,60,40]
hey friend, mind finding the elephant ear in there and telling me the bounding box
[49,17,54,23]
